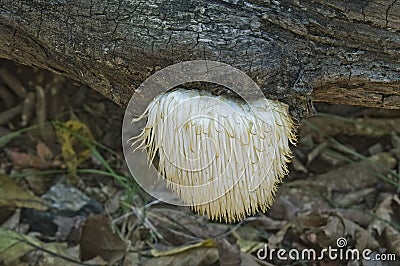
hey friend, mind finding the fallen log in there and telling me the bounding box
[0,0,399,119]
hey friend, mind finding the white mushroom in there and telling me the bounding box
[131,89,297,223]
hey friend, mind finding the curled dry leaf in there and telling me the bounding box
[6,149,62,169]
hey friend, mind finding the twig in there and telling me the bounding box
[0,104,22,125]
[35,85,47,139]
[0,84,16,108]
[21,92,35,126]
[0,68,28,98]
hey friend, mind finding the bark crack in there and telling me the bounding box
[386,0,398,27]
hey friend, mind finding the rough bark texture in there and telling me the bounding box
[0,0,399,118]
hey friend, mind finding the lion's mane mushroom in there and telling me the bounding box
[131,89,297,223]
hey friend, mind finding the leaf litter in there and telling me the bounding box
[0,60,399,265]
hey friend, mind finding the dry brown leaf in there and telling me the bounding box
[334,188,376,208]
[24,174,54,195]
[315,152,396,192]
[79,215,126,264]
[291,152,397,192]
[341,217,379,250]
[217,238,241,266]
[269,185,330,220]
[6,149,62,169]
[316,215,343,247]
[368,194,396,235]
[123,252,140,266]
[384,226,400,256]
[294,212,379,250]
[0,174,48,211]
[271,153,396,222]
[36,142,54,161]
[332,208,372,227]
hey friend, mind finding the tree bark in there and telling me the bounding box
[0,0,399,118]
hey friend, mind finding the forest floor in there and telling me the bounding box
[0,59,399,266]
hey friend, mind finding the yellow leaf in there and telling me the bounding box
[150,239,216,257]
[235,235,266,254]
[145,247,218,266]
[0,228,67,265]
[0,174,48,211]
[0,228,39,264]
[55,120,95,176]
